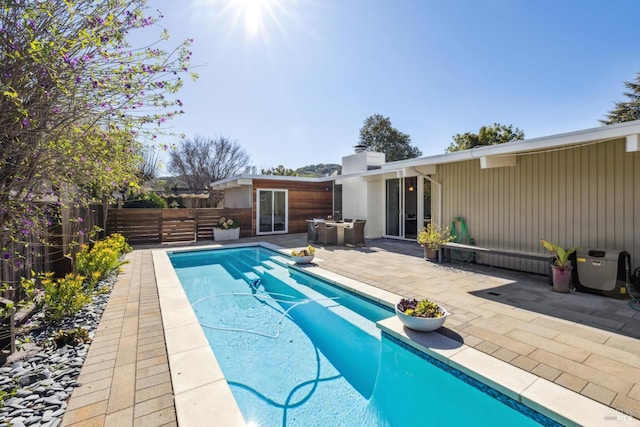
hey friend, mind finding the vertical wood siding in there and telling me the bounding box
[440,139,640,274]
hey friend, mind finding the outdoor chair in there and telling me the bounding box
[317,222,337,245]
[307,220,319,243]
[344,219,366,247]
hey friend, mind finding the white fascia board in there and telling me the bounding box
[413,164,437,175]
[384,120,640,170]
[237,178,253,186]
[480,154,517,169]
[210,174,334,189]
[626,134,640,152]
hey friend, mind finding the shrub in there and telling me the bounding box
[51,327,90,348]
[40,273,91,322]
[417,224,452,250]
[75,233,131,290]
[102,233,133,255]
[123,192,167,208]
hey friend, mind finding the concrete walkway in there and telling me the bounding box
[62,234,640,425]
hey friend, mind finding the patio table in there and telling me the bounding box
[312,219,353,245]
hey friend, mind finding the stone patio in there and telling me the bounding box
[61,234,640,426]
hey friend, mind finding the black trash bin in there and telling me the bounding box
[575,248,631,298]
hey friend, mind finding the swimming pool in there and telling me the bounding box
[168,246,559,426]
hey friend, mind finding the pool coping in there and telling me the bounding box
[153,242,638,427]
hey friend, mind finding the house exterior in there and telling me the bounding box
[210,176,334,236]
[211,120,640,275]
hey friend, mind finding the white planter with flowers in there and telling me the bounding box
[291,245,316,264]
[213,217,240,241]
[395,298,449,332]
[213,228,239,241]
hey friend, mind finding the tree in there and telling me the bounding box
[262,165,298,176]
[295,164,341,177]
[600,72,640,125]
[136,145,166,184]
[446,123,524,152]
[0,0,194,242]
[358,114,422,162]
[168,136,249,205]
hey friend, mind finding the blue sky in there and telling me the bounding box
[145,0,640,172]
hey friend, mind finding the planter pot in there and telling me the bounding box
[395,305,449,332]
[292,255,314,264]
[550,265,573,293]
[423,246,438,261]
[213,227,240,241]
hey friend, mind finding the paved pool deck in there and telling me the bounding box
[61,234,640,426]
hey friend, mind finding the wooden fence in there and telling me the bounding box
[106,208,253,244]
[0,204,103,290]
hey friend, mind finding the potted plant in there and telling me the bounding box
[213,217,241,241]
[395,297,449,332]
[540,240,580,293]
[417,224,452,261]
[291,245,316,264]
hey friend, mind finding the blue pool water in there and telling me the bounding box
[169,247,558,427]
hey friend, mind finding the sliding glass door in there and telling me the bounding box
[257,189,288,234]
[386,179,401,237]
[385,177,418,239]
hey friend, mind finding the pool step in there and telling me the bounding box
[268,255,293,266]
[261,269,380,338]
[260,260,281,270]
[242,271,260,283]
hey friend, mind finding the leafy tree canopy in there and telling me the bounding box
[295,164,341,177]
[446,123,524,152]
[0,0,195,242]
[600,72,640,125]
[262,165,298,176]
[260,163,342,177]
[358,114,422,162]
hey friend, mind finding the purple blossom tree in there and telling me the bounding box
[0,0,196,297]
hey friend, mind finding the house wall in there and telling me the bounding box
[366,179,384,238]
[224,187,252,208]
[440,138,640,274]
[251,179,333,235]
[339,176,385,238]
[341,176,368,221]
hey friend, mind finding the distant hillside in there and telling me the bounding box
[295,163,341,177]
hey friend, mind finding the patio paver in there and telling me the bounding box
[62,234,640,425]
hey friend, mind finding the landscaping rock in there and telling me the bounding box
[0,274,116,426]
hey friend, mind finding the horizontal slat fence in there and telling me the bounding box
[106,208,253,244]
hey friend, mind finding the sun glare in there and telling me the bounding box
[228,0,284,37]
[240,0,264,36]
[197,0,310,46]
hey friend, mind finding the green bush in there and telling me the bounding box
[40,273,91,322]
[103,233,133,255]
[52,327,90,348]
[123,192,167,208]
[75,233,131,290]
[15,234,133,325]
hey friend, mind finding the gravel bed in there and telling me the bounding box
[0,276,116,427]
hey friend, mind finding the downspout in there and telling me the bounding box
[250,184,255,236]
